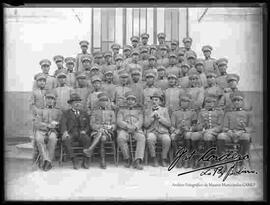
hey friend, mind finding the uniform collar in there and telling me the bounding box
[235,108,243,111]
[47,105,53,109]
[207,108,215,111]
[152,106,160,111]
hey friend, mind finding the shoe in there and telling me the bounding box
[82,157,90,169]
[43,161,52,171]
[153,157,159,167]
[161,159,168,167]
[124,159,131,168]
[72,158,80,170]
[83,149,93,158]
[134,159,143,170]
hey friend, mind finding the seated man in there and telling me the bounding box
[117,92,145,170]
[33,91,62,171]
[60,93,91,170]
[144,91,171,167]
[217,91,254,171]
[83,93,116,169]
[170,94,197,168]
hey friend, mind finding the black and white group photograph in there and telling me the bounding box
[4,4,265,201]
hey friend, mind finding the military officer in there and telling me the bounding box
[53,71,74,111]
[93,51,105,68]
[84,92,116,169]
[76,40,91,72]
[130,36,140,50]
[143,71,163,109]
[139,33,150,52]
[155,66,169,91]
[126,49,143,78]
[102,51,116,74]
[142,55,158,81]
[33,91,62,171]
[182,37,197,60]
[164,73,185,116]
[186,52,197,72]
[53,55,66,77]
[170,39,180,54]
[144,91,171,167]
[81,55,93,72]
[30,73,47,116]
[156,45,169,68]
[89,64,104,81]
[86,75,103,114]
[178,63,191,88]
[73,72,90,111]
[216,58,230,89]
[117,91,145,170]
[217,91,254,170]
[194,59,208,88]
[166,52,182,79]
[157,33,170,52]
[123,45,133,66]
[130,68,144,106]
[113,54,127,85]
[149,44,158,57]
[60,93,91,169]
[176,50,185,68]
[102,69,117,103]
[111,43,121,64]
[138,46,149,70]
[33,59,57,91]
[204,71,225,109]
[201,45,219,75]
[186,70,205,111]
[223,74,252,111]
[170,94,197,168]
[64,57,77,88]
[113,70,132,109]
[192,94,224,167]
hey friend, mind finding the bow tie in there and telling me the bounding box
[152,107,159,111]
[235,108,242,111]
[208,108,214,111]
[47,106,53,109]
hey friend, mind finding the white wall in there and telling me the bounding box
[188,8,263,91]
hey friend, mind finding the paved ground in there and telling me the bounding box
[5,158,264,201]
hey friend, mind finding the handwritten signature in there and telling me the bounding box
[168,147,258,181]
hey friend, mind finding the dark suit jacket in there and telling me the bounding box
[60,109,90,137]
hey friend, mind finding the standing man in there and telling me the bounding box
[144,91,171,167]
[123,45,133,67]
[194,59,208,88]
[130,36,140,50]
[216,58,230,90]
[138,46,150,71]
[182,37,197,61]
[53,72,74,111]
[60,93,91,170]
[176,50,185,68]
[170,40,180,54]
[102,51,115,74]
[74,72,90,112]
[139,33,150,52]
[33,59,57,91]
[84,93,116,169]
[179,63,191,88]
[102,69,117,103]
[53,55,66,77]
[130,68,144,106]
[86,75,103,114]
[76,40,91,72]
[111,43,121,65]
[33,91,62,171]
[117,92,145,170]
[201,45,219,75]
[80,55,93,72]
[126,49,143,78]
[155,66,169,91]
[64,57,77,88]
[157,45,169,68]
[142,55,158,81]
[166,52,182,79]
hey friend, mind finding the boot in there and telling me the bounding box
[72,157,80,170]
[152,157,159,167]
[43,160,52,171]
[100,141,106,169]
[238,139,250,170]
[124,158,131,168]
[83,134,101,157]
[134,159,143,170]
[161,158,168,167]
[82,157,90,169]
[191,140,199,169]
[183,139,191,168]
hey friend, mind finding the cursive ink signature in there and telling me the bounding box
[168,146,258,181]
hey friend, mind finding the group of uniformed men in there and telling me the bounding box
[30,32,254,172]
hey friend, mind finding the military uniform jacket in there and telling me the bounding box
[90,107,116,131]
[32,74,57,91]
[205,85,225,108]
[66,72,77,88]
[76,52,91,72]
[216,74,229,89]
[117,106,144,132]
[123,57,133,67]
[166,64,182,79]
[178,75,190,88]
[143,86,163,109]
[165,87,185,114]
[223,89,252,111]
[138,59,149,71]
[54,85,74,110]
[142,65,158,81]
[53,68,67,77]
[156,57,169,68]
[126,62,143,78]
[171,108,197,130]
[186,86,205,109]
[155,77,169,91]
[183,49,197,61]
[74,86,90,111]
[144,106,171,134]
[222,109,254,132]
[30,88,47,115]
[87,91,103,114]
[60,109,90,137]
[197,108,224,131]
[34,106,62,132]
[130,82,144,106]
[204,58,219,75]
[114,85,132,107]
[102,82,117,102]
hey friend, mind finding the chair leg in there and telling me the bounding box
[113,141,117,166]
[59,142,63,167]
[116,144,119,167]
[144,144,148,165]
